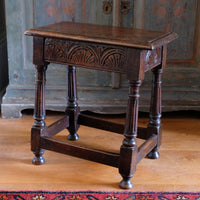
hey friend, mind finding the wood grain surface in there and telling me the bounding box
[25,21,178,49]
[0,111,199,191]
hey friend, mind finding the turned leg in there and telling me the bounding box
[147,67,162,159]
[66,65,80,141]
[119,80,141,189]
[31,65,48,165]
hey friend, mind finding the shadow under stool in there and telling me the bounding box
[25,22,177,189]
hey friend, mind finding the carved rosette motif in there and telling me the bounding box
[68,45,98,65]
[44,38,127,73]
[45,39,68,62]
[100,49,127,71]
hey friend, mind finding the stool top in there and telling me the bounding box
[25,21,178,50]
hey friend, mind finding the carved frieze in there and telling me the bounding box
[100,48,127,70]
[44,38,127,73]
[144,48,162,72]
[68,45,99,65]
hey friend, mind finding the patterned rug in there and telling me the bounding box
[0,191,200,200]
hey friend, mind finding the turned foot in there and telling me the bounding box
[32,156,45,165]
[119,177,133,189]
[147,150,160,159]
[67,133,79,141]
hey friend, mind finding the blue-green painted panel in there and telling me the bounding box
[144,0,197,60]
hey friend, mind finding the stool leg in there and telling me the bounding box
[66,65,80,141]
[119,80,141,189]
[147,68,162,159]
[31,65,48,165]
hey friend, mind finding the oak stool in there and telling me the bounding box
[25,22,177,189]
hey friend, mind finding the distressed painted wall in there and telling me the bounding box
[144,0,197,60]
[0,0,8,104]
[2,0,200,118]
[143,0,200,110]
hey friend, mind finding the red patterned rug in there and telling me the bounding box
[0,191,199,200]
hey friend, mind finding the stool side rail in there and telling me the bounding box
[78,113,149,140]
[40,134,157,168]
[136,134,157,164]
[40,136,120,168]
[41,112,151,140]
[42,115,69,138]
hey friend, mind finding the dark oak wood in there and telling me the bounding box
[25,21,177,50]
[42,116,69,138]
[147,46,167,159]
[119,80,141,189]
[78,113,148,140]
[65,65,80,141]
[25,22,177,189]
[31,64,48,165]
[40,137,120,168]
[137,134,157,164]
[78,113,124,134]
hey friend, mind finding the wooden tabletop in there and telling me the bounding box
[25,21,178,50]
